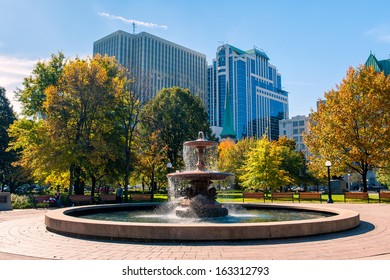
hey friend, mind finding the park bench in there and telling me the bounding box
[99,194,116,204]
[69,195,92,206]
[242,192,265,203]
[344,192,369,203]
[298,192,322,203]
[33,195,52,207]
[271,192,294,202]
[33,195,52,204]
[130,193,152,202]
[379,192,390,203]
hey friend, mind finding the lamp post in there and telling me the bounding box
[325,161,333,203]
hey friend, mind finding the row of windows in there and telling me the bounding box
[94,32,208,104]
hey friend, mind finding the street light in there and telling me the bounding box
[325,161,333,203]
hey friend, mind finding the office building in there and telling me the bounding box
[93,30,208,105]
[279,115,309,153]
[208,44,288,140]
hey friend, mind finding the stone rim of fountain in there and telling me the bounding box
[45,203,360,241]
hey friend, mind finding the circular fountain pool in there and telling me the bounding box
[45,203,360,241]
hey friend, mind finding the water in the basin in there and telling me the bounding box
[80,205,332,224]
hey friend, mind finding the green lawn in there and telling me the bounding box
[129,192,384,204]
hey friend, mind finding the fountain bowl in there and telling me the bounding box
[45,203,360,241]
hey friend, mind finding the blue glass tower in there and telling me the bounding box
[208,44,288,140]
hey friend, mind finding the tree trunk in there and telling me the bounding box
[68,164,74,195]
[91,175,96,203]
[362,167,368,193]
[74,165,84,195]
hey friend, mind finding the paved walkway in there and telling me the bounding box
[1,203,390,260]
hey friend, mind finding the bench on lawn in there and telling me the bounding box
[33,195,52,204]
[69,195,92,205]
[379,192,390,203]
[298,192,322,203]
[271,192,294,202]
[344,192,369,203]
[130,193,152,202]
[242,192,265,203]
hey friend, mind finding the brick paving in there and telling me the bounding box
[0,203,390,260]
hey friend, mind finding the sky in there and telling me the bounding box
[1,0,390,116]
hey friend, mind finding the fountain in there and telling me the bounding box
[168,131,233,218]
[45,132,360,241]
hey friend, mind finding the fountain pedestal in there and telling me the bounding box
[167,132,233,218]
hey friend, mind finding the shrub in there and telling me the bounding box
[11,194,34,209]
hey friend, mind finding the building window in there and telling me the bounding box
[293,121,298,127]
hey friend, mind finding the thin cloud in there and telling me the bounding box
[364,26,390,43]
[0,55,37,113]
[99,12,168,30]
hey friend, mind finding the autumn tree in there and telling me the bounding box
[0,87,17,191]
[44,54,126,195]
[113,73,143,202]
[304,66,390,192]
[9,54,128,195]
[141,87,214,169]
[133,131,168,198]
[218,137,256,188]
[239,135,293,191]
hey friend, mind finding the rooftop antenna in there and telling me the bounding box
[132,22,136,34]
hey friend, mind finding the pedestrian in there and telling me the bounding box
[115,185,123,203]
[55,192,61,207]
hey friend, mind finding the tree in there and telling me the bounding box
[304,66,390,192]
[43,54,127,194]
[113,74,143,202]
[15,52,66,118]
[133,131,168,198]
[276,137,307,188]
[239,135,293,191]
[9,54,128,195]
[218,137,256,188]
[141,87,214,169]
[0,87,17,191]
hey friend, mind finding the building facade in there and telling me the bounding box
[279,115,309,153]
[208,44,288,140]
[93,30,208,105]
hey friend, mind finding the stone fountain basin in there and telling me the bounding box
[45,203,360,241]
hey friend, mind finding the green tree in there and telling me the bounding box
[376,167,390,187]
[141,87,214,169]
[304,66,390,192]
[239,135,293,191]
[276,137,307,188]
[15,52,66,118]
[0,87,17,191]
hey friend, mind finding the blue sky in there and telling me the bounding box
[1,0,390,116]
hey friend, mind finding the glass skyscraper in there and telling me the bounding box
[93,30,208,105]
[208,44,289,140]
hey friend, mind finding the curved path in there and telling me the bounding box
[0,203,389,260]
